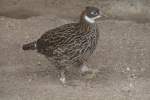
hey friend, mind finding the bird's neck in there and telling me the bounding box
[79,16,96,32]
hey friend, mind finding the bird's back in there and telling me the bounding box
[37,23,78,56]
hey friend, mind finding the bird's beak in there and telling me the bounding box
[96,15,102,18]
[93,15,101,20]
[94,13,108,20]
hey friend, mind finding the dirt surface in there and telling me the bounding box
[0,0,150,100]
[0,0,150,22]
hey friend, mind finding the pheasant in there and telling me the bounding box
[23,6,103,85]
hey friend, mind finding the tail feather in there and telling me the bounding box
[22,41,37,50]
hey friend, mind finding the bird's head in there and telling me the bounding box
[81,6,102,23]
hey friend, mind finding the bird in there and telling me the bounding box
[22,6,103,85]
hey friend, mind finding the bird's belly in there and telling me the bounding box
[67,37,97,62]
[46,31,98,65]
[80,43,96,61]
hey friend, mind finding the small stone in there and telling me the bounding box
[126,67,130,71]
[28,78,32,82]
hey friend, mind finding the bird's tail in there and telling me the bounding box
[22,41,37,50]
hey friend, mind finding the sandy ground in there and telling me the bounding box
[1,0,150,22]
[0,0,150,100]
[0,15,150,100]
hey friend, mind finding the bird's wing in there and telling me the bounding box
[36,23,78,55]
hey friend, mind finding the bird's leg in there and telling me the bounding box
[80,63,90,73]
[55,64,67,85]
[59,69,66,85]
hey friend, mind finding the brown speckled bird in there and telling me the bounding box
[23,6,102,84]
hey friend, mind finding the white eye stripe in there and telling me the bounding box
[84,16,95,23]
[84,15,101,23]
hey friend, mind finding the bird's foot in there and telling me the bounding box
[83,69,99,80]
[80,64,99,80]
[59,75,79,87]
[60,76,66,85]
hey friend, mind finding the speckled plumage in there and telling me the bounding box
[37,22,99,66]
[23,6,101,84]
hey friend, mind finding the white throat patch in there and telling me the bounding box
[84,16,95,23]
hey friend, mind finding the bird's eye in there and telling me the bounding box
[91,11,98,15]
